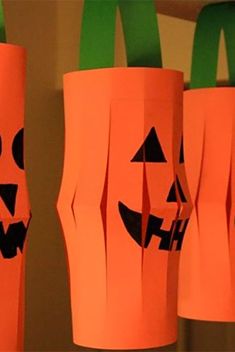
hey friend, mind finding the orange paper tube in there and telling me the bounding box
[178,2,235,321]
[58,68,191,349]
[0,43,31,350]
[179,88,235,321]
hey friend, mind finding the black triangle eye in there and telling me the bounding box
[166,176,187,203]
[131,127,167,163]
[166,182,177,202]
[176,176,187,202]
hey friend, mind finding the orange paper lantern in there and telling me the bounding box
[0,42,31,350]
[0,5,31,350]
[57,0,191,348]
[178,2,235,321]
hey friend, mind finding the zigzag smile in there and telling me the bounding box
[118,201,188,250]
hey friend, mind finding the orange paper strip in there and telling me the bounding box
[178,88,235,321]
[57,67,191,349]
[0,43,31,351]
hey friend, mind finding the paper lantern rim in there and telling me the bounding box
[63,66,182,101]
[184,86,235,94]
[63,66,183,79]
[0,42,26,53]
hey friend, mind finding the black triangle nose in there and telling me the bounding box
[0,184,18,216]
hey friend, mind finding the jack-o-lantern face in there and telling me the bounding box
[0,45,31,260]
[0,43,31,352]
[105,91,192,255]
[59,68,193,348]
[118,127,189,250]
[0,127,30,259]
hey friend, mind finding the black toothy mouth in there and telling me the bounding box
[118,201,189,250]
[0,183,30,259]
[0,220,29,259]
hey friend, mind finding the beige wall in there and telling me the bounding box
[115,12,229,83]
[158,14,229,84]
[3,1,234,351]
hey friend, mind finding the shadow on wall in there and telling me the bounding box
[4,1,76,350]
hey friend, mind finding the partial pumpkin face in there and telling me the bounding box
[0,45,31,260]
[118,127,188,250]
[0,125,30,259]
[108,99,191,252]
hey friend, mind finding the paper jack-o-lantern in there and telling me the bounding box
[57,0,191,349]
[0,36,31,351]
[178,2,235,321]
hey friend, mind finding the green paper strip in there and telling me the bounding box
[79,0,162,70]
[79,0,117,70]
[0,1,6,43]
[190,2,235,88]
[118,0,162,67]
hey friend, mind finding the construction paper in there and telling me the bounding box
[190,2,235,88]
[179,88,235,321]
[58,67,191,349]
[0,43,31,350]
[79,0,161,70]
[178,2,235,321]
[57,0,189,348]
[0,1,5,43]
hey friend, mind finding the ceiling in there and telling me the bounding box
[156,0,235,21]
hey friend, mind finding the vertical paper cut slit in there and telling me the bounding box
[194,121,206,233]
[142,163,151,248]
[226,161,232,241]
[179,137,184,163]
[100,154,109,267]
[141,161,151,282]
[100,111,111,292]
[71,189,77,227]
[141,160,151,310]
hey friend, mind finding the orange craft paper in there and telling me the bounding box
[0,43,31,351]
[178,88,235,321]
[57,67,191,349]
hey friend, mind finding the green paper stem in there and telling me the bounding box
[190,2,235,88]
[118,0,162,67]
[79,0,162,70]
[79,0,117,70]
[0,1,6,43]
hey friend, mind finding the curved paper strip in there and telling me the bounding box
[79,0,162,70]
[178,88,235,321]
[190,2,235,88]
[118,0,162,67]
[57,67,191,349]
[0,44,31,351]
[0,1,5,43]
[79,0,117,69]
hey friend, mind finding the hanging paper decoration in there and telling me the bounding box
[57,0,191,348]
[178,1,235,321]
[0,2,31,351]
